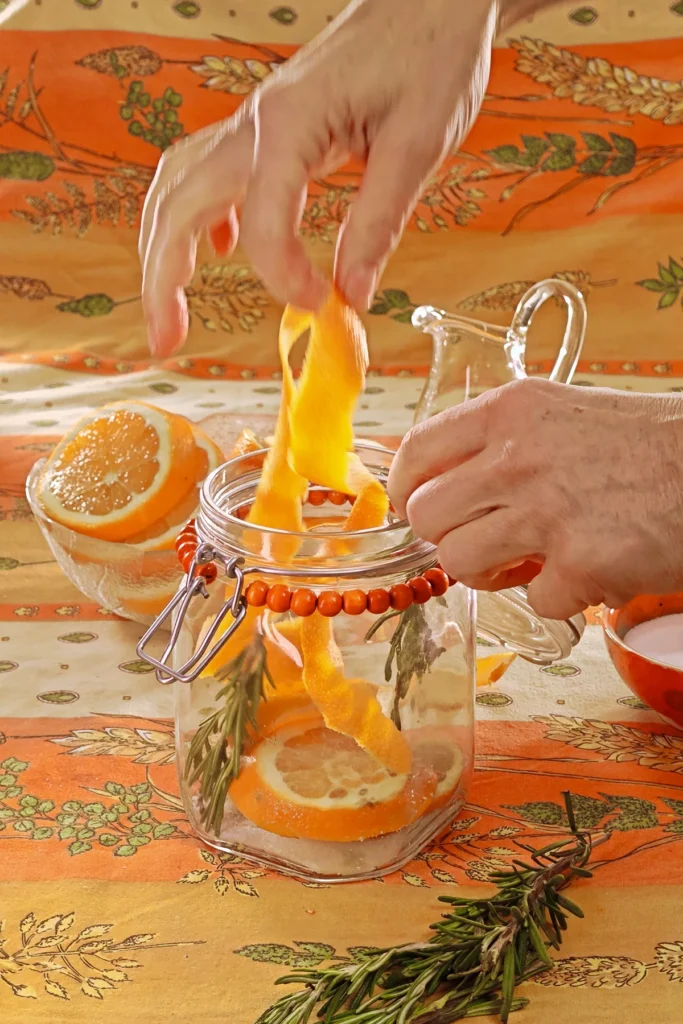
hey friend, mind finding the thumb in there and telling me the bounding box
[334,112,448,310]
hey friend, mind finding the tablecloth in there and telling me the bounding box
[2,2,683,1022]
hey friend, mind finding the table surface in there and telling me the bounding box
[2,3,683,1023]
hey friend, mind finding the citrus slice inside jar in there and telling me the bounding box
[229,721,438,842]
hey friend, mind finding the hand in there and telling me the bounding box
[388,378,683,619]
[138,0,498,356]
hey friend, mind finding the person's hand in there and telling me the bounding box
[388,378,683,619]
[138,0,498,356]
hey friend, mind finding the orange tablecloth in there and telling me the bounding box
[2,3,683,1022]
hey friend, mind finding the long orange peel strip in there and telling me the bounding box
[247,294,388,541]
[300,611,412,775]
[243,291,409,774]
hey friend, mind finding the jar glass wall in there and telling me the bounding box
[172,443,476,882]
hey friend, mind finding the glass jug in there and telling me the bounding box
[413,278,587,422]
[137,442,584,883]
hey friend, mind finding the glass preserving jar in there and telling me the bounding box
[138,442,584,883]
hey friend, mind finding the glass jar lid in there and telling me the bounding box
[477,587,585,665]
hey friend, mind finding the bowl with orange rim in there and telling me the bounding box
[603,593,683,731]
[25,400,227,626]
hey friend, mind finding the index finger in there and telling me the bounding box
[138,120,227,266]
[141,122,254,356]
[387,398,491,519]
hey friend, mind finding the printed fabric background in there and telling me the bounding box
[2,1,683,1022]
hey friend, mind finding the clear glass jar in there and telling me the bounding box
[138,442,584,882]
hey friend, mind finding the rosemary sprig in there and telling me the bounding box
[184,633,273,836]
[253,794,594,1024]
[365,604,445,728]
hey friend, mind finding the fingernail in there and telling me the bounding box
[340,263,378,312]
[210,219,232,256]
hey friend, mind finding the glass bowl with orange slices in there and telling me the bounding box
[26,400,225,625]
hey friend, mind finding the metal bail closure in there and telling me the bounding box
[136,548,248,685]
[476,586,585,666]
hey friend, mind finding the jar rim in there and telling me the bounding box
[200,440,413,541]
[196,439,436,579]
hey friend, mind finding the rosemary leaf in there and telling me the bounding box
[365,604,445,729]
[184,633,270,835]
[253,795,594,1024]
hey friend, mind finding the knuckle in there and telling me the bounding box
[394,426,423,480]
[406,486,438,543]
[239,202,288,259]
[526,589,568,620]
[256,88,294,135]
[502,375,544,407]
[436,533,470,577]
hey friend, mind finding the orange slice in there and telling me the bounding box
[197,609,306,687]
[300,612,411,776]
[127,425,224,550]
[476,652,516,687]
[407,726,465,809]
[230,721,437,842]
[37,400,197,542]
[229,427,266,472]
[254,697,321,739]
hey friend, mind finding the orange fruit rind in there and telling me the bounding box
[229,721,437,843]
[301,612,412,776]
[127,423,224,551]
[37,400,198,542]
[476,652,516,687]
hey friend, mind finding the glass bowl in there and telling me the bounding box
[26,458,184,625]
[603,593,683,731]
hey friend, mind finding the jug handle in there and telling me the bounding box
[509,279,587,385]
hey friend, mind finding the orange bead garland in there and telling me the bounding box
[317,591,343,617]
[409,576,432,604]
[245,581,269,607]
[389,584,414,611]
[174,521,217,582]
[343,590,368,616]
[367,588,391,615]
[266,584,292,613]
[174,520,454,615]
[307,489,327,507]
[424,568,449,596]
[290,588,317,617]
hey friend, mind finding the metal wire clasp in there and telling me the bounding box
[135,544,248,685]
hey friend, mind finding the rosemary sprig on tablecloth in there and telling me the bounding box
[366,604,445,728]
[185,633,273,836]
[254,794,593,1024]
